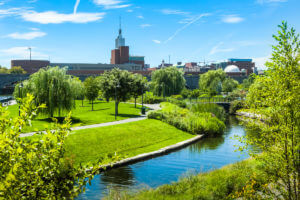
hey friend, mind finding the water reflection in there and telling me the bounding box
[77,116,249,200]
[101,166,135,186]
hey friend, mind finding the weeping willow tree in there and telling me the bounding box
[14,67,77,117]
[151,67,185,97]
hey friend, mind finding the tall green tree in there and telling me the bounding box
[131,73,148,108]
[151,67,185,97]
[199,69,226,96]
[83,76,100,111]
[241,22,299,199]
[13,67,76,118]
[99,68,134,115]
[222,77,239,93]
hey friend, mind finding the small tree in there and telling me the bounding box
[0,66,9,74]
[84,76,100,111]
[99,68,134,115]
[131,73,148,108]
[239,22,300,199]
[9,66,26,74]
[199,69,226,96]
[151,67,185,97]
[222,77,239,93]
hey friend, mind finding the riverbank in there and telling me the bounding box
[103,158,266,200]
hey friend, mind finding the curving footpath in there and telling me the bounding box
[19,103,160,138]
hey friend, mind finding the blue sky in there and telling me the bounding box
[0,0,299,69]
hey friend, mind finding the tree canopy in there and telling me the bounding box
[83,76,100,111]
[199,69,238,95]
[131,73,148,107]
[151,67,186,97]
[241,21,300,199]
[13,67,77,117]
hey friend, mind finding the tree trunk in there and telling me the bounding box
[135,97,137,108]
[92,99,94,111]
[116,101,119,115]
[82,98,83,107]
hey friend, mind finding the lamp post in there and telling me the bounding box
[115,82,120,120]
[18,82,23,117]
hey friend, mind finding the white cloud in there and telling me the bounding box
[1,46,48,59]
[161,9,189,16]
[28,0,38,3]
[253,55,271,70]
[74,0,80,14]
[0,2,4,6]
[209,42,235,55]
[153,40,161,44]
[126,9,133,12]
[140,24,151,28]
[30,27,39,31]
[137,15,144,19]
[93,0,130,9]
[164,13,210,43]
[21,11,105,24]
[222,15,244,23]
[6,31,46,40]
[0,7,25,17]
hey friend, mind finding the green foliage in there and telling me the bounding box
[0,66,10,74]
[222,77,239,93]
[131,73,148,107]
[190,89,201,98]
[199,69,238,95]
[151,67,186,97]
[229,100,245,114]
[189,103,226,121]
[84,76,100,110]
[148,102,225,136]
[0,94,96,199]
[142,91,165,104]
[9,66,27,74]
[199,69,226,96]
[13,67,77,117]
[241,73,256,90]
[241,21,300,199]
[180,88,191,98]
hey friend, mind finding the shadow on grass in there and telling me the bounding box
[35,116,82,124]
[111,114,141,118]
[90,108,110,111]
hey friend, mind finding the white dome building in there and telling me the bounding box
[224,65,240,73]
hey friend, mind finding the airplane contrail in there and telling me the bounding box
[164,13,210,44]
[74,0,80,14]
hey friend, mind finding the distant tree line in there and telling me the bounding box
[0,66,27,74]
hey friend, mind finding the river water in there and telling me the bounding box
[77,116,248,199]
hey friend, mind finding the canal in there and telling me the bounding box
[77,116,248,199]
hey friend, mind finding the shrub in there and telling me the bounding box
[189,103,226,121]
[229,100,245,114]
[149,102,225,136]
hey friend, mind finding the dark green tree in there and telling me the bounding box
[199,69,226,96]
[84,76,100,111]
[151,67,185,97]
[99,68,134,115]
[131,73,148,108]
[9,66,26,74]
[222,77,239,93]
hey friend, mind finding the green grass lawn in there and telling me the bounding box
[7,100,142,133]
[64,119,194,166]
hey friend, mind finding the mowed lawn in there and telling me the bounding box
[7,100,142,133]
[65,119,194,166]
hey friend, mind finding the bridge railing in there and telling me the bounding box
[184,97,239,103]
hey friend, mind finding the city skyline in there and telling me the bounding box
[0,0,300,69]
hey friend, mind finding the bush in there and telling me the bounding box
[167,98,187,108]
[148,102,225,136]
[189,103,226,121]
[229,100,245,114]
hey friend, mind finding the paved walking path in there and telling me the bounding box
[19,103,160,138]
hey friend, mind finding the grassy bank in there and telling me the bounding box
[7,100,142,132]
[105,158,267,200]
[148,102,225,136]
[64,119,194,165]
